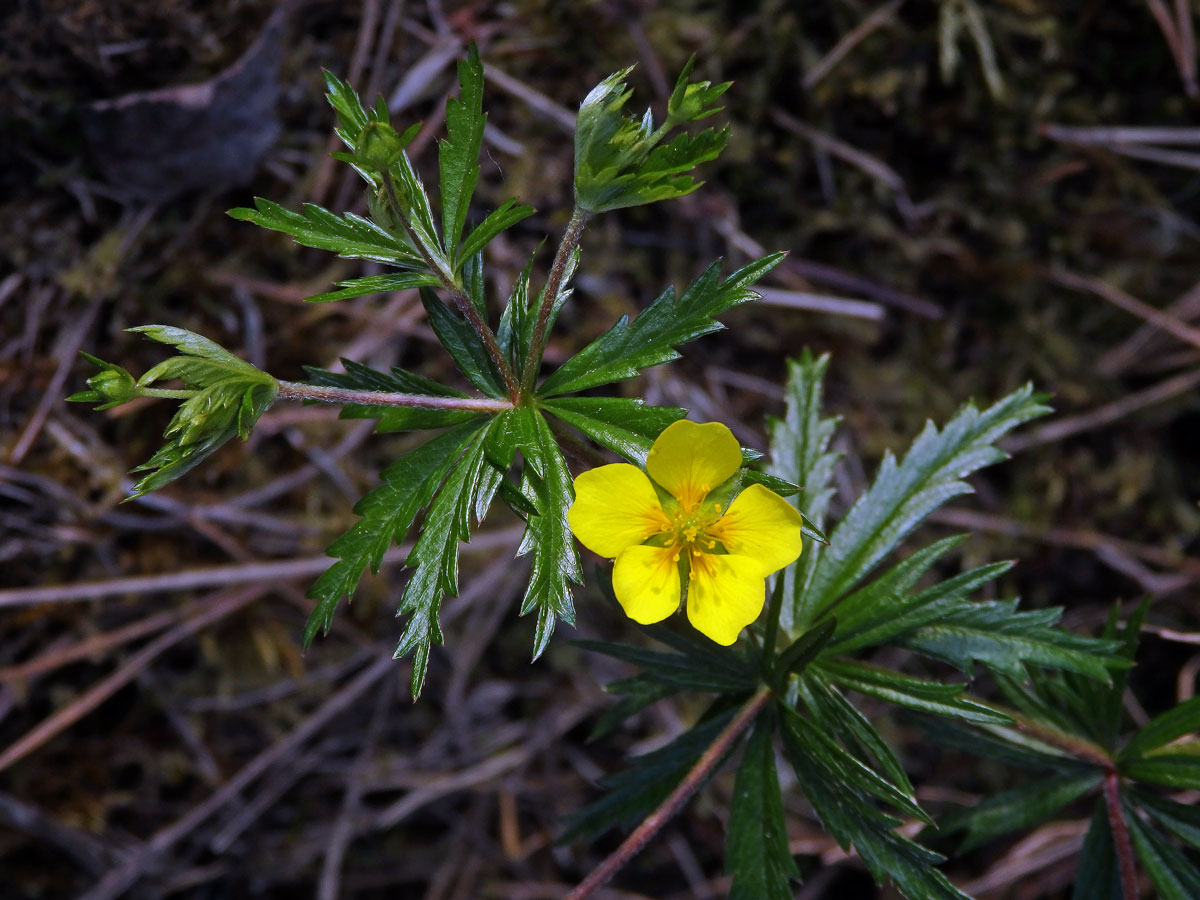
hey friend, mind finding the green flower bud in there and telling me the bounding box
[356,121,406,172]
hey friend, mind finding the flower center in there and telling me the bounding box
[668,501,723,556]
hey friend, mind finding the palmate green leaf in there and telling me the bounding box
[228,198,424,267]
[938,771,1101,852]
[440,43,485,264]
[795,384,1050,627]
[302,359,481,432]
[1119,696,1200,762]
[124,327,278,497]
[561,700,740,843]
[728,712,800,900]
[539,254,784,397]
[303,422,485,646]
[542,396,685,465]
[419,288,508,399]
[899,599,1120,682]
[305,271,442,303]
[516,411,581,659]
[818,659,1009,726]
[1071,805,1123,900]
[395,423,498,697]
[1126,801,1200,900]
[779,707,968,900]
[574,61,731,213]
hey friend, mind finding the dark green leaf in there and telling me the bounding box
[540,254,784,396]
[228,198,423,267]
[920,719,1085,772]
[728,712,800,900]
[827,561,1012,655]
[795,385,1050,627]
[496,246,539,368]
[395,424,495,697]
[779,707,969,900]
[1126,800,1200,900]
[420,288,508,399]
[818,659,1010,726]
[542,396,685,465]
[1120,696,1200,761]
[589,675,680,741]
[899,599,1120,682]
[796,671,914,798]
[1071,804,1123,900]
[1133,790,1200,853]
[516,411,581,658]
[440,43,485,262]
[458,199,536,267]
[940,771,1100,851]
[574,639,758,694]
[773,617,837,683]
[303,422,485,646]
[740,469,800,499]
[1122,755,1200,790]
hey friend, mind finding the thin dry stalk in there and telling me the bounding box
[803,0,907,90]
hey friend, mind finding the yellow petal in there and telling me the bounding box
[706,483,804,575]
[646,420,742,510]
[568,464,670,558]
[686,552,767,645]
[613,544,682,624]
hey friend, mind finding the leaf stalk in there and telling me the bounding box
[522,205,590,392]
[276,381,512,413]
[380,171,521,401]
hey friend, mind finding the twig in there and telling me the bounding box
[756,287,885,322]
[803,0,907,91]
[565,687,772,900]
[0,607,179,681]
[0,586,267,774]
[276,380,511,412]
[522,205,590,391]
[483,64,578,134]
[1104,771,1140,900]
[78,654,397,900]
[1048,267,1200,354]
[1003,367,1200,452]
[1039,124,1200,146]
[0,524,523,609]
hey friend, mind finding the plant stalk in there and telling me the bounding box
[380,171,520,401]
[521,205,590,392]
[1104,770,1139,900]
[564,685,771,900]
[276,381,512,413]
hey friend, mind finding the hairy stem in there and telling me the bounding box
[521,205,590,392]
[380,171,520,401]
[565,686,771,900]
[1104,771,1139,900]
[276,381,512,413]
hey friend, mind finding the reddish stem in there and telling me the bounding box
[564,686,771,900]
[1104,770,1139,900]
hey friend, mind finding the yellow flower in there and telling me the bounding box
[567,419,803,645]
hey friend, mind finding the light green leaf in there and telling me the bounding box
[728,712,800,900]
[440,43,485,263]
[458,199,536,267]
[1119,696,1200,762]
[305,271,442,303]
[795,384,1050,626]
[539,254,784,396]
[228,198,424,268]
[419,288,509,400]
